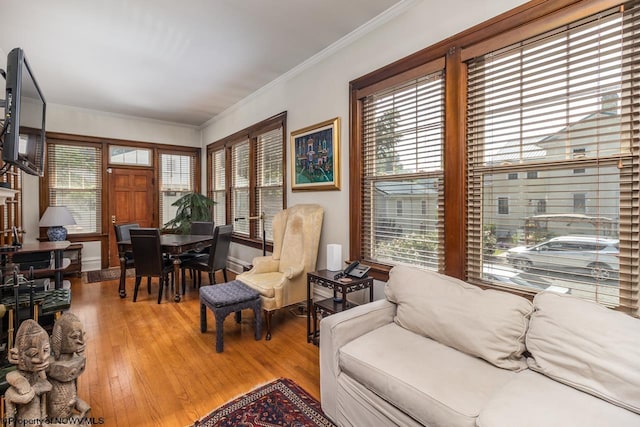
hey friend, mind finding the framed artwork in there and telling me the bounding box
[291,117,340,191]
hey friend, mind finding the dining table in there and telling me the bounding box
[117,233,215,302]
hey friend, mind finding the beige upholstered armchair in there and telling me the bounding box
[237,204,324,340]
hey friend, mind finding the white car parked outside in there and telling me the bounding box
[506,235,619,280]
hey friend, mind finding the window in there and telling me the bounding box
[507,173,518,180]
[466,3,639,311]
[256,128,284,241]
[159,152,196,227]
[231,141,250,236]
[573,194,586,214]
[355,65,445,271]
[206,113,286,248]
[208,148,226,225]
[535,199,547,214]
[46,141,102,234]
[498,197,509,215]
[526,171,538,179]
[109,146,152,166]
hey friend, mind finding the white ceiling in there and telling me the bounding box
[0,0,405,127]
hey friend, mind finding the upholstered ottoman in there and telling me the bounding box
[199,280,262,352]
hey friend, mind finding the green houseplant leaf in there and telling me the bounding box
[162,192,216,234]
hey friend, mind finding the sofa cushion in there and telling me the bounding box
[478,370,640,427]
[527,292,640,415]
[339,323,516,427]
[384,266,533,370]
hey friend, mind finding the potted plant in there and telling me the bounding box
[162,192,216,234]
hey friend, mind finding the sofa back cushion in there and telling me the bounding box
[527,292,640,414]
[384,266,533,371]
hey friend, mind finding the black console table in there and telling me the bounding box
[306,270,374,345]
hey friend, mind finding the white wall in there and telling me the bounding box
[202,0,529,269]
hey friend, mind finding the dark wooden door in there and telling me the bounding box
[108,168,155,267]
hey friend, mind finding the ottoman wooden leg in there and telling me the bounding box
[234,311,242,323]
[200,303,207,333]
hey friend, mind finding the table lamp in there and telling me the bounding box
[39,206,76,241]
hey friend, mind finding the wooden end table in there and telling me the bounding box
[307,270,374,345]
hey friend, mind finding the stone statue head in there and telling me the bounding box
[51,312,85,359]
[9,319,50,373]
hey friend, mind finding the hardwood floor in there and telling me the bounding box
[70,272,320,426]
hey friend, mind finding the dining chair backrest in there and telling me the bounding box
[129,228,164,277]
[114,223,140,242]
[191,221,214,236]
[208,225,233,271]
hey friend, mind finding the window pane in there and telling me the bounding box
[109,146,151,166]
[466,5,639,310]
[361,70,445,270]
[48,143,102,234]
[159,153,196,227]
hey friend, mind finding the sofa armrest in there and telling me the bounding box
[319,299,396,421]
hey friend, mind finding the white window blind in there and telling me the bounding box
[361,69,445,270]
[231,141,250,236]
[466,3,639,311]
[208,148,226,226]
[256,127,283,241]
[47,142,102,234]
[159,152,196,227]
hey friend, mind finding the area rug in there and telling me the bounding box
[84,267,133,283]
[192,378,335,427]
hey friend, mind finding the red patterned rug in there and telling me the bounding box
[192,378,335,427]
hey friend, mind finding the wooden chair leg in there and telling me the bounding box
[209,271,215,285]
[222,269,228,283]
[157,277,164,304]
[133,277,142,302]
[147,276,151,294]
[265,310,272,341]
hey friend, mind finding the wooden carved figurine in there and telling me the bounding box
[47,312,90,422]
[4,319,53,427]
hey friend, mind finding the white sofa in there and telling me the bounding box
[320,265,640,427]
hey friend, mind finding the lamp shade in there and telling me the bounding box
[39,206,76,241]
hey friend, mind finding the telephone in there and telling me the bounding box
[334,261,370,280]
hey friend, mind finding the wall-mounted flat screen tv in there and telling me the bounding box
[2,47,46,177]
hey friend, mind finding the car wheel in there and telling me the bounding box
[590,263,612,280]
[515,259,533,272]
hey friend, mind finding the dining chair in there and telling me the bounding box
[129,228,174,304]
[180,224,233,290]
[180,221,215,285]
[114,223,151,294]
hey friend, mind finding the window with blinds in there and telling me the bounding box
[47,142,102,234]
[159,152,196,227]
[361,70,445,270]
[208,148,226,226]
[466,3,639,311]
[256,128,283,241]
[231,141,250,236]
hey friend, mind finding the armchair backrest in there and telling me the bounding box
[274,204,324,274]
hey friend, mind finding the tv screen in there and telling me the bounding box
[2,47,46,176]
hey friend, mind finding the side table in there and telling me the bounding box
[307,270,374,345]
